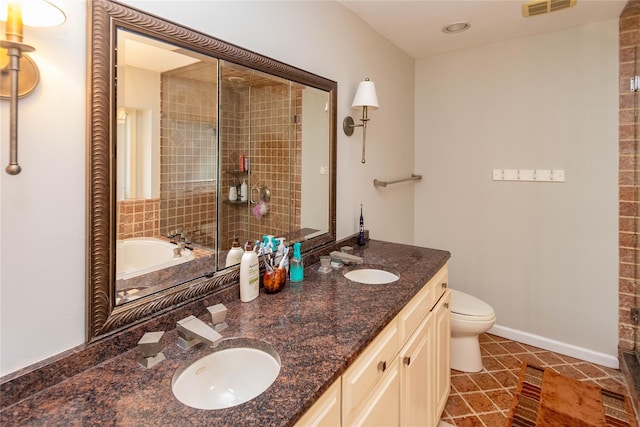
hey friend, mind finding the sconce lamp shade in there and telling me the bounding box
[0,0,66,27]
[351,78,379,110]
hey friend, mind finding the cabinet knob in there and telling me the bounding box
[442,282,447,289]
[403,356,411,366]
[444,302,449,309]
[377,360,387,372]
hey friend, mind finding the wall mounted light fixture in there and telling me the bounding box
[1,0,66,175]
[343,78,379,164]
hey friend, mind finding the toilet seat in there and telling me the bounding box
[450,289,495,321]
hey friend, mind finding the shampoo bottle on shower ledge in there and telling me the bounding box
[240,180,248,202]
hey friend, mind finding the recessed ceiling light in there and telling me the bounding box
[442,22,471,34]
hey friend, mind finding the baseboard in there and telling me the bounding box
[488,325,619,369]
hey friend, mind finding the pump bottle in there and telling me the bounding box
[225,238,244,267]
[240,241,259,302]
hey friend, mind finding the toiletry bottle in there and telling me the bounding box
[239,153,245,172]
[240,241,260,302]
[290,242,304,282]
[277,238,288,273]
[358,204,366,246]
[229,185,237,202]
[240,180,248,202]
[225,237,243,267]
[274,238,283,266]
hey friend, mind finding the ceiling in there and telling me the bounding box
[338,0,627,59]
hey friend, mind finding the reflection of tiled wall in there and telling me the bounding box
[619,1,640,353]
[160,74,218,248]
[117,198,160,239]
[219,80,302,251]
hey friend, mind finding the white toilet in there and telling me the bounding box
[449,289,496,372]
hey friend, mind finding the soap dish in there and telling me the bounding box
[318,266,332,274]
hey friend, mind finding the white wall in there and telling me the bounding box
[414,20,619,365]
[0,1,415,376]
[0,0,87,377]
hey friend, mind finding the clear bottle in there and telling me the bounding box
[240,241,260,302]
[225,238,243,267]
[290,242,304,282]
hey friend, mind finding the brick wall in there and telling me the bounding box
[620,0,640,352]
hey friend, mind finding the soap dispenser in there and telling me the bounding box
[290,242,304,282]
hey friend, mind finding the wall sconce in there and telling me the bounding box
[343,78,379,164]
[1,0,66,175]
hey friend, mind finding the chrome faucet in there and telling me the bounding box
[176,315,223,350]
[167,230,181,244]
[329,250,363,265]
[173,245,183,258]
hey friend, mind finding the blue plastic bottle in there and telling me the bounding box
[290,242,304,282]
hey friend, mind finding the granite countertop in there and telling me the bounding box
[0,240,449,427]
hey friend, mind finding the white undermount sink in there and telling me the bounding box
[344,268,399,285]
[172,339,280,410]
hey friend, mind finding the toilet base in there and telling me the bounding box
[450,335,483,372]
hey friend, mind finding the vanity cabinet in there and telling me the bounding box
[398,265,450,427]
[298,264,450,427]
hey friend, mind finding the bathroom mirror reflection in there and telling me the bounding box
[115,30,219,303]
[88,0,336,340]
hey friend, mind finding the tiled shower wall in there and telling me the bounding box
[159,73,218,248]
[219,80,302,251]
[117,198,160,239]
[620,0,640,353]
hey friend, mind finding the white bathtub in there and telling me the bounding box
[116,237,195,280]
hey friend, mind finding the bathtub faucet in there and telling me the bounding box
[167,230,181,244]
[173,245,183,258]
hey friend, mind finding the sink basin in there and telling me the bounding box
[344,268,399,285]
[172,338,280,410]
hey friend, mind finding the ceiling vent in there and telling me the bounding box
[522,0,576,17]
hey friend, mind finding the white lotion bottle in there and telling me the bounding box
[240,180,248,202]
[240,241,259,302]
[225,238,244,267]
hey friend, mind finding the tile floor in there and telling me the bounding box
[439,333,633,426]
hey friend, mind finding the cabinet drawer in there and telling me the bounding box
[431,265,449,308]
[397,279,432,346]
[397,264,448,345]
[342,318,399,423]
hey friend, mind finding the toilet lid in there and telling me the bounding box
[450,289,495,318]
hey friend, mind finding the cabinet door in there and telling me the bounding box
[342,319,399,423]
[399,311,435,427]
[433,290,451,422]
[346,360,400,427]
[294,379,341,427]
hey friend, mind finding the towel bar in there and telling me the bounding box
[373,174,422,188]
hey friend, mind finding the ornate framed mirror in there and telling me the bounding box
[87,0,337,340]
